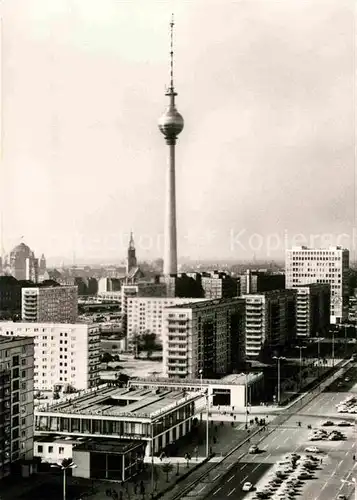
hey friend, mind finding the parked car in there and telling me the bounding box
[242,482,253,491]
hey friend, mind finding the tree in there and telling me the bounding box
[101,352,113,365]
[140,332,158,359]
[161,462,173,482]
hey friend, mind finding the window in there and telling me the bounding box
[37,445,43,453]
[48,446,54,453]
[59,447,64,454]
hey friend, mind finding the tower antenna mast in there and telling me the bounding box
[169,13,175,93]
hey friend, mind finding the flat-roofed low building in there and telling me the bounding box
[35,384,202,458]
[163,298,246,379]
[129,372,264,409]
[34,434,146,481]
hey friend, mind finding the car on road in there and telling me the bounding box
[249,444,259,454]
[242,481,253,491]
[305,446,321,453]
[322,420,334,426]
[338,421,352,426]
[337,495,347,500]
[297,471,312,479]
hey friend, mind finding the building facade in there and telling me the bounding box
[97,278,121,294]
[4,243,43,283]
[0,322,100,391]
[162,298,246,379]
[201,271,239,299]
[35,385,201,458]
[242,290,297,359]
[294,284,330,338]
[239,269,285,295]
[127,297,206,346]
[285,246,349,324]
[22,286,78,323]
[0,336,34,479]
[121,282,167,337]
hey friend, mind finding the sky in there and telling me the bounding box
[0,0,355,264]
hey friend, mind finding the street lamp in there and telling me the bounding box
[332,330,335,367]
[294,345,307,390]
[245,372,249,429]
[51,459,77,500]
[150,419,163,499]
[199,369,209,458]
[272,356,286,405]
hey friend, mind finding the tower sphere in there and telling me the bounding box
[158,105,184,139]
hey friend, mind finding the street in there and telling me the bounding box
[176,367,357,500]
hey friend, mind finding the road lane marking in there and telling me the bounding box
[213,487,222,495]
[240,475,248,484]
[240,463,247,470]
[252,463,261,472]
[227,487,236,496]
[227,475,234,483]
[213,474,220,480]
[197,485,206,493]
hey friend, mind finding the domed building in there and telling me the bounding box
[4,241,45,282]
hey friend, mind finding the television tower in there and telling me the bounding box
[158,14,184,275]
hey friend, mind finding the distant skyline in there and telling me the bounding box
[0,0,355,262]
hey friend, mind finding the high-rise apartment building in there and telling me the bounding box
[0,336,34,479]
[162,298,245,379]
[22,286,78,323]
[201,271,239,299]
[159,274,204,298]
[127,296,206,346]
[0,322,100,391]
[242,290,297,359]
[294,284,330,338]
[121,282,167,336]
[239,269,285,295]
[285,246,349,324]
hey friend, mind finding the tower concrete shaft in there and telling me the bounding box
[164,139,178,274]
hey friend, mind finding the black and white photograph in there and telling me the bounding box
[0,1,356,499]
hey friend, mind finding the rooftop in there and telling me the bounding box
[36,384,200,419]
[295,283,330,289]
[74,439,144,454]
[130,372,263,387]
[0,335,33,346]
[166,297,244,310]
[243,289,295,298]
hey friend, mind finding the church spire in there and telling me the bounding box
[127,232,137,274]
